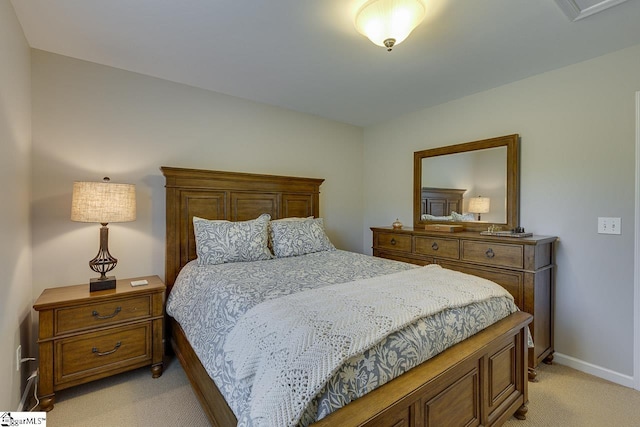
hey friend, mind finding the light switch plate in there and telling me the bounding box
[598,217,621,234]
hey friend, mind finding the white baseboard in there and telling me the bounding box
[553,352,634,388]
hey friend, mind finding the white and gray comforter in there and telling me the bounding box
[166,250,518,427]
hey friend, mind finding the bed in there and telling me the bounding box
[161,166,532,427]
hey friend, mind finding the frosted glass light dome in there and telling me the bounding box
[355,0,426,51]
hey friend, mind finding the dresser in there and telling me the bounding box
[33,275,165,411]
[372,226,556,380]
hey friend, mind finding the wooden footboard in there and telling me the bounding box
[171,311,531,427]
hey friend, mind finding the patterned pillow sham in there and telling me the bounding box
[270,217,335,258]
[193,213,273,266]
[267,216,313,253]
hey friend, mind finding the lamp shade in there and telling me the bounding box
[71,181,136,223]
[467,196,490,214]
[355,0,426,50]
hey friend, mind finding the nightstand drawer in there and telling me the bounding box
[414,237,459,259]
[56,295,152,335]
[377,232,412,252]
[461,241,523,269]
[55,323,151,386]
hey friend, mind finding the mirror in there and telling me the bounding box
[413,134,519,232]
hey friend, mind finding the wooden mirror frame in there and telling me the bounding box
[413,134,520,232]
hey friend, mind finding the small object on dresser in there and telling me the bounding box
[424,224,464,232]
[480,230,533,237]
[392,218,403,229]
[130,279,148,287]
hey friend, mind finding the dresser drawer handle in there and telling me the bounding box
[485,248,495,259]
[92,341,121,356]
[92,306,121,319]
[390,238,396,245]
[431,242,439,251]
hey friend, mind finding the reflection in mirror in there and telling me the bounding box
[421,146,507,223]
[413,134,519,232]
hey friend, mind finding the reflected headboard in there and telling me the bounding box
[161,167,324,292]
[421,187,465,216]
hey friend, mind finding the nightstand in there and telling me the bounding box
[33,275,165,412]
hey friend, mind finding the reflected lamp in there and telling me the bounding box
[468,196,490,221]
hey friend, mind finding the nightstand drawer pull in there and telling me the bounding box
[92,341,121,356]
[431,242,439,251]
[390,238,396,245]
[92,306,121,319]
[485,248,495,259]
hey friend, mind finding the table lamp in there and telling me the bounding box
[468,196,490,221]
[71,177,136,291]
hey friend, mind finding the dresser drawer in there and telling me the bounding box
[55,323,151,386]
[414,237,459,260]
[461,241,523,269]
[56,295,152,335]
[376,232,412,252]
[439,262,524,309]
[374,250,432,266]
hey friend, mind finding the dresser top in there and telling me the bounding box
[33,275,165,310]
[371,226,557,245]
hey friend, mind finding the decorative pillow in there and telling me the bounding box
[270,217,335,258]
[267,216,313,253]
[193,213,273,266]
[451,211,476,222]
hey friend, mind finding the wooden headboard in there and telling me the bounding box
[421,187,465,216]
[161,167,324,291]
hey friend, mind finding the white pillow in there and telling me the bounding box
[269,217,335,258]
[451,211,476,222]
[421,214,453,221]
[193,213,273,266]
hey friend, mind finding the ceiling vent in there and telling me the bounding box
[555,0,631,21]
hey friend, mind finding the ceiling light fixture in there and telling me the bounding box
[355,0,426,52]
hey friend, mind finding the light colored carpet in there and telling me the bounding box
[44,359,640,426]
[503,363,640,427]
[45,358,210,427]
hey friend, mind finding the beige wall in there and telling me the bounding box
[0,1,32,410]
[31,50,364,303]
[363,44,640,381]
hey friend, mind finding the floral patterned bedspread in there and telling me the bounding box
[166,250,517,427]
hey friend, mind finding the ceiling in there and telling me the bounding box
[10,0,640,127]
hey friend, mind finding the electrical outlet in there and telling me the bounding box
[598,217,621,235]
[16,345,21,372]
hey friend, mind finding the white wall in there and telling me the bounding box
[31,50,364,303]
[0,1,32,411]
[363,43,640,381]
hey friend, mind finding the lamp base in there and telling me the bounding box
[90,276,116,292]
